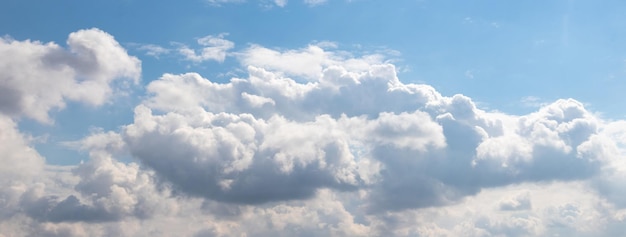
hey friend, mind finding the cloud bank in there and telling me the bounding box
[2,28,626,236]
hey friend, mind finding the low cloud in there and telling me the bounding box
[138,48,607,212]
[0,28,141,123]
[2,29,626,237]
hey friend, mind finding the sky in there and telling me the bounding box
[2,0,626,236]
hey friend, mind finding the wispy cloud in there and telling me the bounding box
[176,33,234,63]
[136,44,170,58]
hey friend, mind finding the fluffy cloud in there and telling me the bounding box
[126,42,626,235]
[0,115,46,224]
[123,106,361,204]
[0,28,150,236]
[3,29,626,237]
[0,28,140,123]
[138,47,607,212]
[236,44,389,80]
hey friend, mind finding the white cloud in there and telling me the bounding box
[0,115,45,184]
[304,0,327,6]
[129,43,615,214]
[499,191,532,211]
[4,29,626,236]
[241,92,276,107]
[274,0,288,7]
[136,44,170,58]
[0,28,141,123]
[0,114,45,223]
[177,33,234,63]
[236,44,390,80]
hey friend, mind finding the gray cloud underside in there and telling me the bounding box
[2,28,626,237]
[137,64,604,212]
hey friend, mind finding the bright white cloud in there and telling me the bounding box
[3,29,626,237]
[237,44,390,80]
[124,42,623,219]
[0,28,141,123]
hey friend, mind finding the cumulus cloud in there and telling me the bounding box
[123,105,368,204]
[126,43,626,235]
[236,44,390,80]
[3,29,626,237]
[0,115,46,224]
[0,28,141,123]
[137,45,607,212]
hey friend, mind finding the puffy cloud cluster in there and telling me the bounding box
[2,29,626,236]
[0,28,140,123]
[0,28,141,234]
[138,52,610,213]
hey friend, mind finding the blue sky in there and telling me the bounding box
[3,1,626,236]
[5,0,626,117]
[7,0,626,166]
